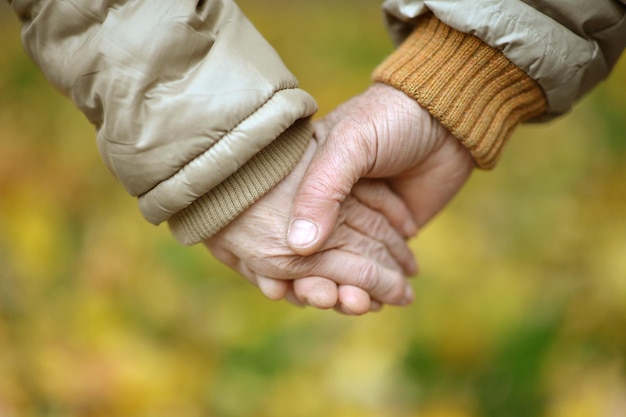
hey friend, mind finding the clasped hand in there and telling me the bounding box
[205,84,475,315]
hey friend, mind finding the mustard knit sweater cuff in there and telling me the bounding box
[373,13,547,169]
[167,119,312,245]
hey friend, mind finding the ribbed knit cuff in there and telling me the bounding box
[373,13,547,168]
[168,118,313,245]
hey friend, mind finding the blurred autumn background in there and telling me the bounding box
[1,1,625,416]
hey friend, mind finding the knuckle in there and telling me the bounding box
[279,253,324,278]
[342,199,393,240]
[277,256,307,277]
[369,214,389,238]
[359,213,392,244]
[367,240,389,262]
[355,262,378,291]
[300,174,348,209]
[251,255,302,279]
[368,267,406,304]
[305,173,335,196]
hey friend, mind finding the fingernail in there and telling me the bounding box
[288,219,319,248]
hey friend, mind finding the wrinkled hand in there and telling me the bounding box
[288,83,475,256]
[204,138,417,315]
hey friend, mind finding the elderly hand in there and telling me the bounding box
[204,137,417,315]
[288,83,475,256]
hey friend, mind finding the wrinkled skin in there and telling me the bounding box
[289,83,475,274]
[204,138,417,315]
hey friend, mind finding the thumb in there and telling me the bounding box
[288,130,371,255]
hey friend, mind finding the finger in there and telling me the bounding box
[256,275,289,301]
[293,277,338,310]
[389,139,474,228]
[341,197,418,276]
[369,299,384,312]
[324,220,412,279]
[333,290,384,315]
[292,249,413,306]
[218,256,289,302]
[336,285,371,315]
[351,179,418,238]
[284,286,306,308]
[203,242,239,269]
[288,125,374,256]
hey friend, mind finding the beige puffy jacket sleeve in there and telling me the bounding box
[375,0,626,168]
[9,0,317,245]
